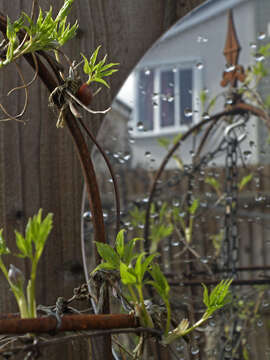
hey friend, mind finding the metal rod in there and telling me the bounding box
[0,314,138,335]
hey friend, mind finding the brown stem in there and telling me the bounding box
[77,118,120,235]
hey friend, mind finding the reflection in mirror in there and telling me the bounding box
[83,0,270,358]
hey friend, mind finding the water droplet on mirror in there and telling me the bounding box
[254,53,265,62]
[191,346,199,355]
[257,319,263,327]
[176,344,184,352]
[258,32,266,40]
[129,137,135,144]
[144,68,151,75]
[250,42,257,49]
[137,121,144,131]
[196,62,204,70]
[145,151,151,158]
[83,211,92,221]
[123,153,131,161]
[225,64,236,72]
[225,97,233,105]
[225,344,232,352]
[202,112,210,120]
[184,108,193,117]
[197,35,208,43]
[171,240,179,246]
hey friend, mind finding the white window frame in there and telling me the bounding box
[133,60,203,138]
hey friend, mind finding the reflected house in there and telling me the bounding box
[128,0,270,168]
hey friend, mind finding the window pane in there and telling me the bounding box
[160,70,175,127]
[179,69,193,125]
[137,70,154,131]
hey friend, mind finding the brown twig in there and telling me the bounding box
[77,117,121,235]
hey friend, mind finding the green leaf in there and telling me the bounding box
[15,231,30,258]
[189,198,199,215]
[92,77,110,88]
[208,96,217,111]
[25,210,53,261]
[200,89,208,108]
[141,253,159,281]
[134,253,146,283]
[122,237,142,265]
[238,173,253,191]
[204,279,233,315]
[157,137,170,149]
[81,53,91,75]
[0,230,10,256]
[205,177,220,192]
[115,229,125,258]
[95,242,119,267]
[90,45,101,68]
[91,262,117,274]
[149,264,170,300]
[56,0,75,22]
[202,283,209,307]
[253,62,268,77]
[120,262,137,285]
[173,133,183,145]
[6,16,15,41]
[159,203,168,222]
[258,43,270,57]
[100,62,120,72]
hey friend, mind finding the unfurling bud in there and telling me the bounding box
[8,264,24,287]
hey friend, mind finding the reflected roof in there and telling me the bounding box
[160,0,248,42]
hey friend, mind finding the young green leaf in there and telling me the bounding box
[122,237,142,265]
[56,0,75,22]
[25,210,53,261]
[205,177,220,192]
[149,263,170,300]
[91,262,117,274]
[115,229,125,258]
[203,279,233,315]
[189,198,199,215]
[120,262,137,285]
[15,231,31,258]
[157,137,170,149]
[95,242,120,267]
[238,173,253,191]
[200,89,208,107]
[0,230,10,256]
[173,133,183,145]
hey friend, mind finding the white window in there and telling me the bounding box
[133,62,202,137]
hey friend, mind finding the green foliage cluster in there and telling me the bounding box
[81,46,119,88]
[1,0,78,67]
[93,230,232,344]
[0,209,53,318]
